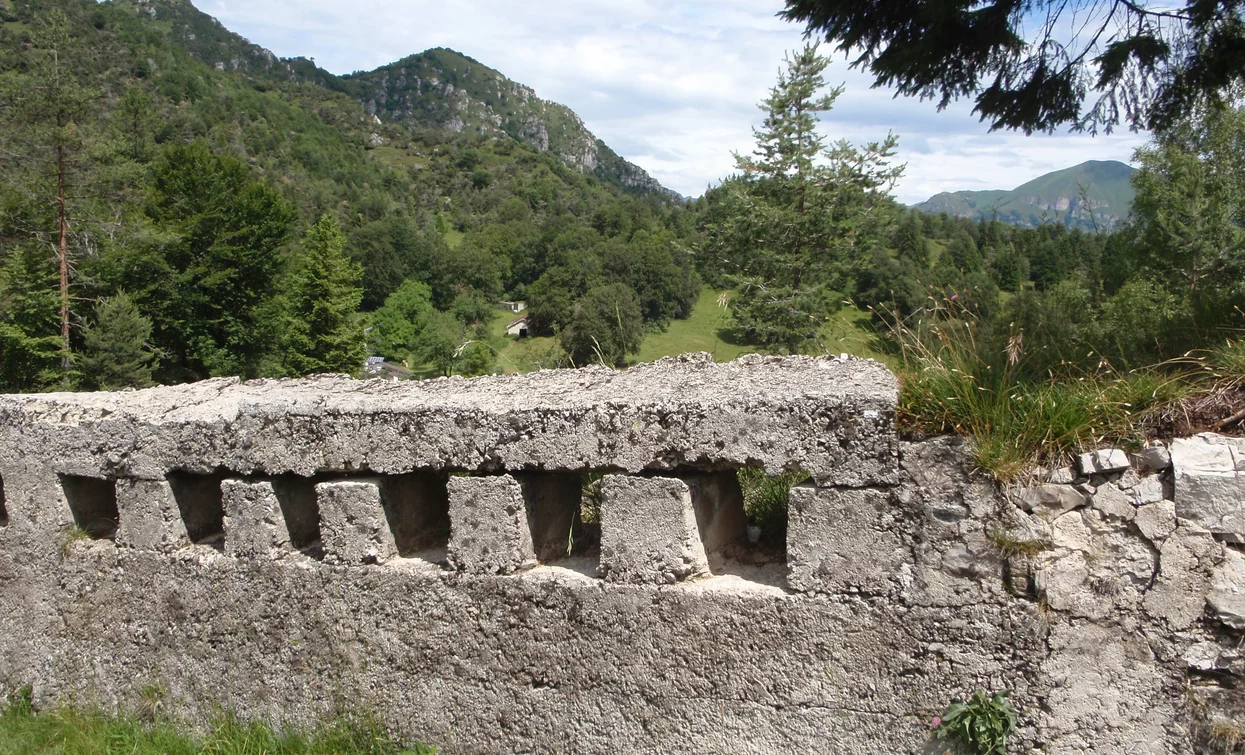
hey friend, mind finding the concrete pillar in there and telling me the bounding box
[787,484,908,594]
[317,478,398,565]
[598,475,708,585]
[447,475,536,574]
[115,478,190,551]
[222,479,293,560]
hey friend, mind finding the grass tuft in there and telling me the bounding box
[892,300,1190,481]
[0,688,436,755]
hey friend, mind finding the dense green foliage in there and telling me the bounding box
[934,690,1017,754]
[782,0,1245,134]
[0,0,700,391]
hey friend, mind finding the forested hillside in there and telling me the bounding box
[0,0,700,390]
[912,160,1136,231]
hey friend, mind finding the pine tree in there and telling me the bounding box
[0,245,63,391]
[895,213,929,268]
[0,10,97,371]
[77,292,157,390]
[707,45,901,352]
[282,216,366,375]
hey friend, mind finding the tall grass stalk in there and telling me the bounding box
[891,299,1189,481]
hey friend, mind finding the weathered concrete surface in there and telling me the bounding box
[447,475,536,575]
[0,361,1242,754]
[316,479,399,565]
[0,353,898,487]
[597,475,709,584]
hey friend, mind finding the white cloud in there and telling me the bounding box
[194,0,1150,202]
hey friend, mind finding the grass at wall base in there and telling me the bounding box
[0,686,435,755]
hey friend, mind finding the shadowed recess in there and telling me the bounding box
[167,471,226,547]
[59,475,118,539]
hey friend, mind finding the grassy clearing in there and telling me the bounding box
[486,290,884,373]
[0,688,434,755]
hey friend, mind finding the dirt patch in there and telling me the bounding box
[1148,382,1245,439]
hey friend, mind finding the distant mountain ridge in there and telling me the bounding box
[912,160,1137,231]
[115,0,678,199]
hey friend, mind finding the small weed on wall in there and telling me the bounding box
[933,690,1017,754]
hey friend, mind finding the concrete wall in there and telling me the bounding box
[0,353,1240,753]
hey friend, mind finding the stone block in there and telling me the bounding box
[316,479,397,565]
[1131,476,1166,506]
[787,484,909,594]
[114,478,190,551]
[1078,449,1131,476]
[1014,484,1087,522]
[1209,547,1245,631]
[1048,466,1076,484]
[597,475,708,585]
[1091,483,1135,520]
[1135,501,1177,542]
[447,475,535,575]
[222,479,292,560]
[516,473,580,562]
[1134,446,1172,472]
[1171,434,1245,537]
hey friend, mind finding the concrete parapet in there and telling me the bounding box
[0,353,898,486]
[598,475,709,584]
[447,475,536,574]
[10,360,1227,752]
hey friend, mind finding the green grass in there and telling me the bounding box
[485,290,885,373]
[482,290,887,374]
[895,305,1190,480]
[0,689,434,755]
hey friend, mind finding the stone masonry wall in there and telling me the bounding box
[0,353,1241,753]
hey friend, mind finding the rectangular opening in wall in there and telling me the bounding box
[0,473,8,527]
[565,472,603,574]
[271,475,323,558]
[59,474,118,539]
[691,467,802,585]
[380,472,450,560]
[167,471,226,549]
[517,472,582,563]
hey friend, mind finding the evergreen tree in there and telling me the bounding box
[282,216,365,376]
[0,9,97,371]
[894,213,929,268]
[0,245,63,391]
[706,45,901,352]
[76,292,156,390]
[145,140,296,380]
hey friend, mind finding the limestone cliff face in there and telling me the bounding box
[343,48,680,199]
[116,3,680,200]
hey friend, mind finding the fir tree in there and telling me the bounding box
[707,45,901,352]
[0,245,63,391]
[77,292,157,390]
[282,216,366,375]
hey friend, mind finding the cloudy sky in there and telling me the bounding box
[194,0,1149,203]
